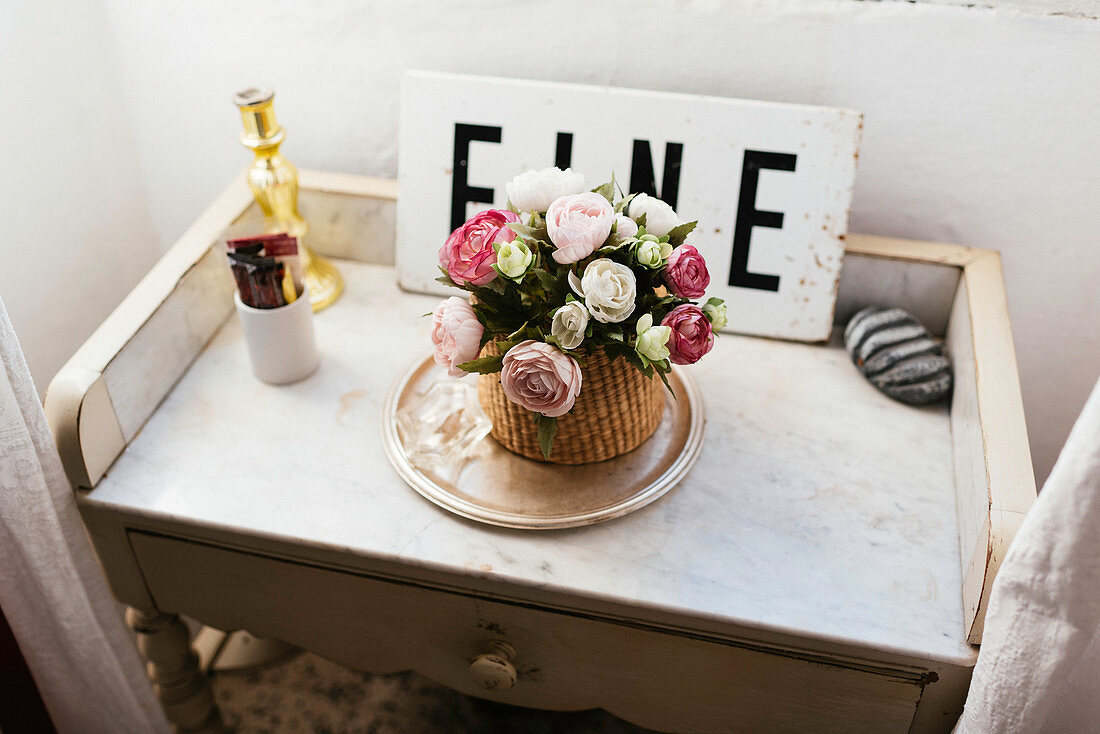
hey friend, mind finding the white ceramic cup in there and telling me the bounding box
[234,286,319,384]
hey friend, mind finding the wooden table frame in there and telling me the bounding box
[45,170,1035,733]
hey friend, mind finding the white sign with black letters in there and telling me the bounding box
[397,71,862,341]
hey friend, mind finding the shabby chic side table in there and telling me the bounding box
[46,171,1035,733]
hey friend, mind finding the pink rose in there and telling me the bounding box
[500,340,582,417]
[662,305,715,365]
[430,297,484,377]
[545,192,614,264]
[439,209,519,286]
[664,244,710,299]
[614,213,638,239]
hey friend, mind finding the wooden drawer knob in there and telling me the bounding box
[469,640,517,691]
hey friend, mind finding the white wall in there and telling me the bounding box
[99,0,1100,485]
[0,0,161,395]
[4,0,1094,485]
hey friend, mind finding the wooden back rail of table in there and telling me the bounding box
[45,170,1035,734]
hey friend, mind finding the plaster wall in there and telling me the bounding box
[101,0,1099,485]
[0,0,160,396]
[3,0,1095,486]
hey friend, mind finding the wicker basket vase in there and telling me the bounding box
[477,342,666,464]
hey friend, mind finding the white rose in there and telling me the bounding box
[551,300,590,350]
[495,240,533,280]
[570,258,637,323]
[633,235,672,270]
[627,192,682,237]
[614,213,638,239]
[635,313,672,363]
[506,167,586,213]
[703,298,728,330]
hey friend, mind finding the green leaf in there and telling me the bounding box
[508,219,549,244]
[457,354,504,374]
[490,338,520,355]
[532,268,557,291]
[592,181,614,203]
[635,212,647,229]
[506,322,530,341]
[597,235,630,254]
[536,414,558,459]
[435,268,460,289]
[615,192,638,214]
[655,365,676,398]
[666,220,698,246]
[506,222,537,238]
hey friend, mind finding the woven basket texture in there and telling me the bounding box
[477,341,665,464]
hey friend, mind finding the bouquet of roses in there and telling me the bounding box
[430,167,726,458]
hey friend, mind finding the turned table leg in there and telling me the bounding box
[126,608,226,734]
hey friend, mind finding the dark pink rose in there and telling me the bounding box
[439,209,520,286]
[662,304,715,365]
[664,244,710,299]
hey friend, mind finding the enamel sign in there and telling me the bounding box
[397,71,862,341]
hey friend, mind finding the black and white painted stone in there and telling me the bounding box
[844,306,952,405]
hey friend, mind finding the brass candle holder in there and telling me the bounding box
[233,87,343,312]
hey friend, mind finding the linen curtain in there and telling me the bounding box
[957,377,1100,733]
[0,297,168,733]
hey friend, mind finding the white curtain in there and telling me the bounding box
[957,377,1100,733]
[0,297,169,733]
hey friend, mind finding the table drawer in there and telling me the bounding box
[132,531,924,733]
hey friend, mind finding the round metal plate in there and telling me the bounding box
[382,355,705,530]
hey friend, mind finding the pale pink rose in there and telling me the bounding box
[545,192,614,264]
[662,304,715,365]
[439,209,519,286]
[500,340,582,417]
[614,213,638,239]
[664,244,710,299]
[430,297,484,377]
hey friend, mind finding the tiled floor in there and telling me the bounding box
[212,652,653,734]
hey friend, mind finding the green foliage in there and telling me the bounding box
[653,358,676,399]
[592,181,615,203]
[457,354,504,374]
[615,192,636,214]
[506,221,548,242]
[666,220,698,246]
[536,414,558,459]
[436,267,459,289]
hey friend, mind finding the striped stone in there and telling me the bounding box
[843,306,952,405]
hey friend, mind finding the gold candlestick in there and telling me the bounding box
[233,87,342,312]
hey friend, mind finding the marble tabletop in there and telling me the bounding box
[90,261,973,665]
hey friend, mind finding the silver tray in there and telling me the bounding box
[382,355,705,530]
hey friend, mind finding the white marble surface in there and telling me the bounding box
[91,262,973,665]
